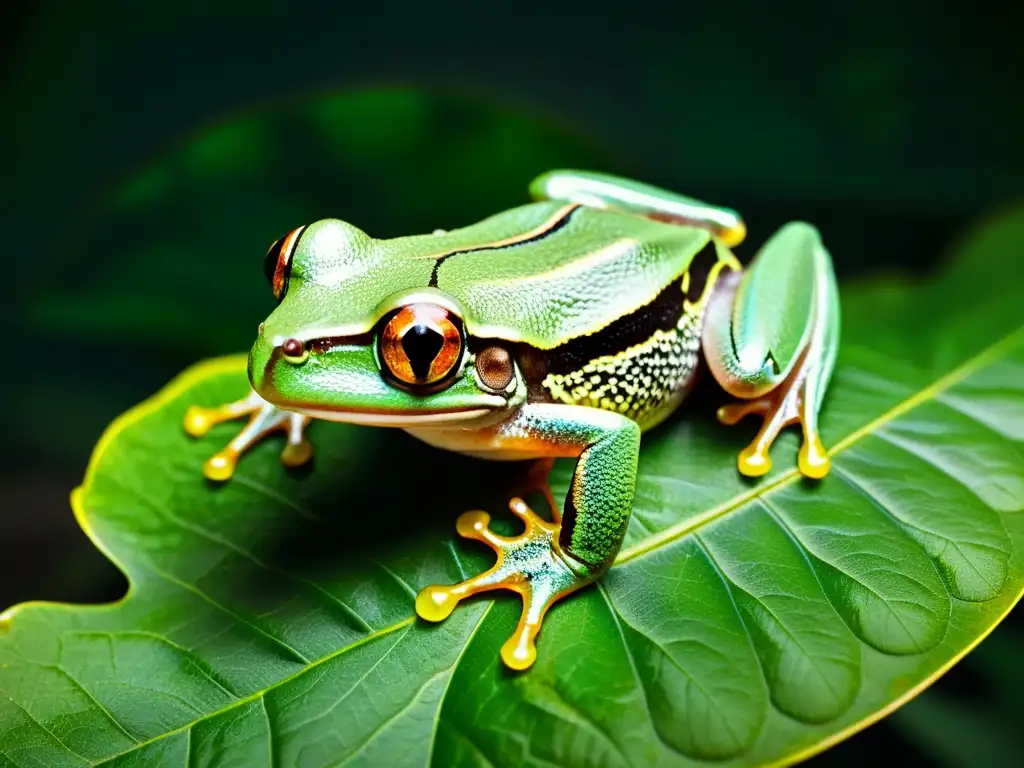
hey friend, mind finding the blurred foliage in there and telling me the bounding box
[2,0,1022,765]
[26,89,615,355]
[9,89,616,464]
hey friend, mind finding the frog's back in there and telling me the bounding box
[289,201,717,345]
[406,200,715,349]
[401,201,730,428]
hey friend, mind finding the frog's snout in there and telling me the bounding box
[247,330,307,399]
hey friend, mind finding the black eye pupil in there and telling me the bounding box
[401,324,444,379]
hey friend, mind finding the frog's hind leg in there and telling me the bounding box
[529,169,747,246]
[415,404,640,671]
[184,388,312,481]
[702,222,840,479]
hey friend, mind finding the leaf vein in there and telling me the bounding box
[437,721,497,768]
[761,497,930,653]
[605,589,746,750]
[696,538,848,708]
[147,565,311,665]
[1,693,91,764]
[281,623,410,738]
[260,697,276,768]
[598,584,686,759]
[428,604,494,765]
[230,474,327,524]
[65,630,241,699]
[529,682,635,768]
[50,665,141,744]
[142,493,374,634]
[332,664,451,766]
[372,559,418,601]
[90,619,414,766]
[832,464,1002,596]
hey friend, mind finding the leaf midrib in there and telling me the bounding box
[615,326,1024,564]
[87,325,1024,765]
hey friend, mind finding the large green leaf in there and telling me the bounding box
[1,206,1022,767]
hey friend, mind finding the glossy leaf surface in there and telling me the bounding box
[1,209,1022,766]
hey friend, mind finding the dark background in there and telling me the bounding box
[2,1,1022,764]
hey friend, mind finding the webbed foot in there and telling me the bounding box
[416,497,594,671]
[717,347,831,479]
[184,389,312,481]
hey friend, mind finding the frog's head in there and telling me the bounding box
[247,219,524,428]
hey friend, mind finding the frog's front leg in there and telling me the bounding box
[183,388,312,481]
[414,404,640,670]
[702,222,840,479]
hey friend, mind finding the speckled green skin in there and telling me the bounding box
[256,201,713,354]
[414,404,641,571]
[514,406,641,568]
[242,169,840,624]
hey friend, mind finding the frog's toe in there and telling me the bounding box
[203,449,241,482]
[798,433,831,479]
[280,436,313,468]
[415,498,592,671]
[717,374,831,480]
[184,389,312,481]
[184,405,218,437]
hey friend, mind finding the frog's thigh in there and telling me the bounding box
[702,222,840,479]
[529,168,747,245]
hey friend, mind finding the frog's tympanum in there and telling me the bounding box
[184,170,840,670]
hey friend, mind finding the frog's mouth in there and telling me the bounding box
[285,405,494,428]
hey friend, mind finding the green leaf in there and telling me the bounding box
[2,205,1022,766]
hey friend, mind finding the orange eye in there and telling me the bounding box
[379,304,464,388]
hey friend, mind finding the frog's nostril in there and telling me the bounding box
[281,338,309,365]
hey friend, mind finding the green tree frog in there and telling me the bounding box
[184,170,840,670]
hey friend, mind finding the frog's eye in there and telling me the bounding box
[263,226,307,301]
[378,304,464,388]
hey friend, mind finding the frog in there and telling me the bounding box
[183,169,840,671]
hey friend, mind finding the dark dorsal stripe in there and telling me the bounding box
[542,280,684,376]
[681,239,720,306]
[541,240,720,376]
[428,204,580,287]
